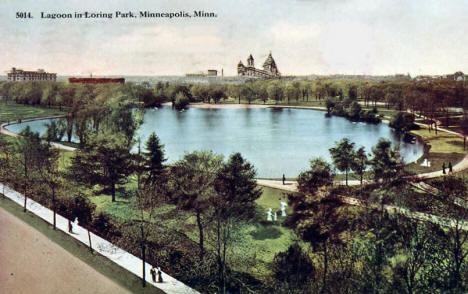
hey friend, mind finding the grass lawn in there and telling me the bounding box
[0,102,64,123]
[411,127,465,153]
[403,125,467,174]
[0,196,164,294]
[405,152,466,174]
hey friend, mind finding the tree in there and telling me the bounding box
[391,217,445,294]
[272,244,315,292]
[329,138,355,186]
[37,143,62,229]
[369,138,403,185]
[434,176,468,292]
[297,158,334,195]
[0,135,12,198]
[143,132,167,185]
[170,151,223,260]
[348,101,362,120]
[267,82,283,104]
[212,153,262,294]
[174,92,190,110]
[350,146,368,186]
[14,126,44,212]
[69,133,133,202]
[348,85,358,100]
[42,120,66,143]
[389,112,416,134]
[289,194,356,294]
[73,192,96,252]
[325,98,335,115]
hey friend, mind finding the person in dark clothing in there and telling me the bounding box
[157,267,163,283]
[442,162,446,174]
[150,266,156,283]
[449,161,453,173]
[282,174,286,185]
[68,220,73,233]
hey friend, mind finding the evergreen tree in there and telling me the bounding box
[143,132,166,185]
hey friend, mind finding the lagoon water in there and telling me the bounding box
[6,107,424,178]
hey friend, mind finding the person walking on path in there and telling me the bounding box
[150,266,156,283]
[68,220,73,233]
[442,162,446,175]
[449,161,453,173]
[157,267,163,283]
[282,174,286,185]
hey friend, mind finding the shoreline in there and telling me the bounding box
[2,105,466,186]
[0,115,76,151]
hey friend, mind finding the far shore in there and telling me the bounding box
[163,101,327,111]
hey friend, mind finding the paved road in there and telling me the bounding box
[0,206,130,294]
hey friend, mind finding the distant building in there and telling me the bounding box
[207,69,217,76]
[68,77,125,84]
[237,52,280,78]
[7,67,57,82]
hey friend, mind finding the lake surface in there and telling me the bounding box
[6,107,424,178]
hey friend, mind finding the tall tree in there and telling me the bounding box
[143,132,167,185]
[212,153,262,294]
[329,138,355,186]
[297,158,335,195]
[69,133,133,202]
[369,138,403,186]
[350,146,368,186]
[14,127,44,212]
[170,151,223,260]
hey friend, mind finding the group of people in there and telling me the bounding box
[150,266,163,283]
[442,161,453,175]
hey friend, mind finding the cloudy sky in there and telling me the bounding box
[0,0,466,76]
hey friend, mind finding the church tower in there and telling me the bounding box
[247,54,254,67]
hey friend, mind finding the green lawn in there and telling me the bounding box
[0,196,164,294]
[0,102,65,123]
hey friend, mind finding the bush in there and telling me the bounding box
[174,92,190,110]
[271,244,315,291]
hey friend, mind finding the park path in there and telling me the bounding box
[0,206,131,294]
[0,183,200,294]
[256,180,468,231]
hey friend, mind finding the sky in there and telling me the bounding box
[0,0,466,76]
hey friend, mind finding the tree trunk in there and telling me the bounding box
[196,211,204,260]
[88,230,93,252]
[23,160,27,212]
[111,182,116,202]
[52,187,56,229]
[321,241,328,294]
[345,170,348,186]
[142,243,146,287]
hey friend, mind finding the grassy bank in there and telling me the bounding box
[0,102,65,124]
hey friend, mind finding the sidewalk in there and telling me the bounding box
[0,183,200,294]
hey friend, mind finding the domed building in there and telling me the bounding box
[237,52,281,78]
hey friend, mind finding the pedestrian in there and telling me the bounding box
[442,162,446,175]
[68,220,73,233]
[157,267,163,283]
[282,174,286,185]
[449,161,453,173]
[150,266,156,283]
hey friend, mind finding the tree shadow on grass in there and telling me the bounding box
[250,224,283,240]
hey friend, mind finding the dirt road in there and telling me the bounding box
[0,207,130,294]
